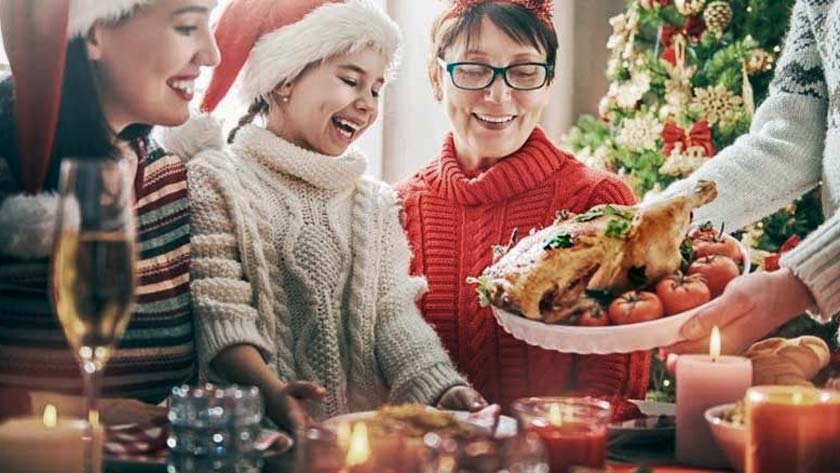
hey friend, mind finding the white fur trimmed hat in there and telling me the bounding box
[200,0,400,113]
[69,0,154,37]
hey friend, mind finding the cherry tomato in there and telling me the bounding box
[579,306,609,327]
[608,291,664,325]
[692,237,743,263]
[687,255,740,298]
[655,273,711,315]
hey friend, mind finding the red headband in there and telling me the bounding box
[445,0,554,27]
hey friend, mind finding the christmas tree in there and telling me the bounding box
[564,0,832,399]
[566,0,823,267]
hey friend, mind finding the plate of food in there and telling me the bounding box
[321,404,517,440]
[705,402,745,471]
[469,180,750,353]
[608,400,676,447]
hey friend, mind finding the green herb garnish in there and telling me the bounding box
[544,233,574,250]
[575,205,634,223]
[605,218,632,238]
[466,275,492,307]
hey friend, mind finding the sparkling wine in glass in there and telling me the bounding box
[51,158,137,473]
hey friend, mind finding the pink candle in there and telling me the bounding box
[676,327,752,468]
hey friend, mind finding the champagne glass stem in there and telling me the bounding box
[82,358,101,473]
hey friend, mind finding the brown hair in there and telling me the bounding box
[228,98,269,143]
[429,2,558,98]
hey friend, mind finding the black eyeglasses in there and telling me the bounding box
[438,58,554,91]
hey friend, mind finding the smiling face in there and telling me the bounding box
[86,0,220,132]
[433,16,554,169]
[267,48,387,157]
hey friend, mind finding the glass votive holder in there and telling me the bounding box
[424,431,548,473]
[511,397,611,473]
[167,384,263,473]
[745,385,840,473]
[300,422,435,473]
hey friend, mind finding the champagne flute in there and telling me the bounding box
[51,158,137,473]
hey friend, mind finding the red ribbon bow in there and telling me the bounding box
[661,120,714,158]
[660,17,706,65]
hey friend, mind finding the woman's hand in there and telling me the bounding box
[436,386,488,412]
[265,381,327,435]
[666,268,816,355]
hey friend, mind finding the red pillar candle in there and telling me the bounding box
[512,397,611,473]
[746,386,840,473]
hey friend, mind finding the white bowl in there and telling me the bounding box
[491,234,750,354]
[704,403,745,472]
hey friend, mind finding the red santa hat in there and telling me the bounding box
[0,0,152,194]
[200,0,401,113]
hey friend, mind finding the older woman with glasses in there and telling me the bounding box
[395,0,651,410]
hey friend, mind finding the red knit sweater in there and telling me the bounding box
[396,128,651,409]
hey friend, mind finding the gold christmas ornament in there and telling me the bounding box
[617,115,663,151]
[659,145,707,176]
[691,84,743,125]
[598,95,616,118]
[674,0,706,16]
[703,1,733,39]
[746,48,775,74]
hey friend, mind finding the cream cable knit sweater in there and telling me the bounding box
[182,123,466,419]
[660,0,840,319]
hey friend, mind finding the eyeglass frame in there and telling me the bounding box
[437,57,555,91]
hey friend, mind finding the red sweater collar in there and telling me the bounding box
[426,127,569,206]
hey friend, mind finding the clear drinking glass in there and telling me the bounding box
[167,384,264,473]
[51,158,137,473]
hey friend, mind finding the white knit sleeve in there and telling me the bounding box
[658,1,827,231]
[780,212,840,319]
[188,153,274,380]
[372,187,468,405]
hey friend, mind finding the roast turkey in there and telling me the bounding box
[473,180,718,323]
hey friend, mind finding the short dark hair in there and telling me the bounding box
[431,2,558,77]
[0,37,151,192]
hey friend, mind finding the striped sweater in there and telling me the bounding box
[0,140,194,404]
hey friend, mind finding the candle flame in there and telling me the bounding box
[548,403,563,427]
[337,421,352,449]
[710,326,721,362]
[345,422,371,467]
[42,404,57,428]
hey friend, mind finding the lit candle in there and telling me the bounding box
[512,397,610,473]
[308,421,417,473]
[676,326,752,468]
[0,404,104,473]
[746,386,840,473]
[344,422,372,470]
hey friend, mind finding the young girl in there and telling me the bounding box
[165,0,484,431]
[0,0,219,420]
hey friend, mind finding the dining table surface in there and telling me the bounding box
[103,438,736,473]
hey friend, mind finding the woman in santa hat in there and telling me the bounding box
[395,0,651,411]
[0,0,219,420]
[162,0,485,432]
